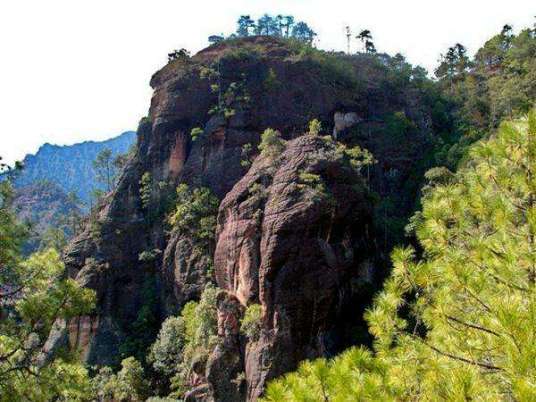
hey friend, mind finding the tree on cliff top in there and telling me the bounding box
[230,14,316,44]
[263,110,536,401]
[435,23,535,131]
[258,128,285,158]
[236,15,256,37]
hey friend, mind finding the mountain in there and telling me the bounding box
[3,131,136,254]
[10,131,137,207]
[42,36,458,401]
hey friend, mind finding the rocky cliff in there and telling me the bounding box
[207,135,377,400]
[44,36,441,400]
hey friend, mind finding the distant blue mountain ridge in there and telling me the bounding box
[8,131,137,206]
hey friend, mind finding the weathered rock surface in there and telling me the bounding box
[213,135,377,400]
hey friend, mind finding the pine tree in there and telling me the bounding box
[93,147,115,192]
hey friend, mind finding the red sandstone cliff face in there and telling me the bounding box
[208,135,377,400]
[43,36,437,400]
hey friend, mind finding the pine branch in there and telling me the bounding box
[416,337,502,371]
[445,315,501,337]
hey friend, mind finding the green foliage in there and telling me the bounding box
[258,128,285,158]
[0,247,96,400]
[199,65,220,81]
[138,248,162,263]
[139,116,152,126]
[264,68,280,91]
[286,40,358,88]
[0,178,27,269]
[0,360,94,402]
[88,212,103,242]
[308,119,322,136]
[298,171,327,200]
[148,316,186,376]
[168,184,219,245]
[264,111,536,400]
[39,226,67,251]
[240,143,254,168]
[190,127,204,142]
[368,111,536,399]
[342,144,376,174]
[233,14,316,43]
[298,171,322,185]
[113,146,133,172]
[119,277,160,363]
[262,347,390,401]
[384,111,414,140]
[240,303,263,341]
[436,24,536,129]
[93,147,118,193]
[356,29,376,54]
[236,15,256,37]
[90,188,105,210]
[139,171,152,210]
[92,357,150,402]
[148,284,219,398]
[201,62,250,120]
[248,182,268,206]
[167,48,190,63]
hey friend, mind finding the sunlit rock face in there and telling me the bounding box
[213,135,377,400]
[333,111,362,138]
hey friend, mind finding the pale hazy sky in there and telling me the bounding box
[0,0,534,165]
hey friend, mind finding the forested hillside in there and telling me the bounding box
[433,24,535,169]
[1,132,136,253]
[0,15,534,402]
[12,180,82,253]
[8,131,136,206]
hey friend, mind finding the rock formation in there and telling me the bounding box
[43,36,438,400]
[211,135,377,400]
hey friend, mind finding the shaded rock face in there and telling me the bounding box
[213,136,377,400]
[44,36,440,398]
[205,292,245,401]
[46,158,151,366]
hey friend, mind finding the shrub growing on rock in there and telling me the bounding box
[190,127,204,142]
[148,316,187,376]
[258,128,285,158]
[139,172,152,210]
[240,303,263,341]
[308,119,322,136]
[93,357,150,402]
[148,284,219,399]
[168,184,219,244]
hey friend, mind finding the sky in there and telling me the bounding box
[0,0,534,166]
